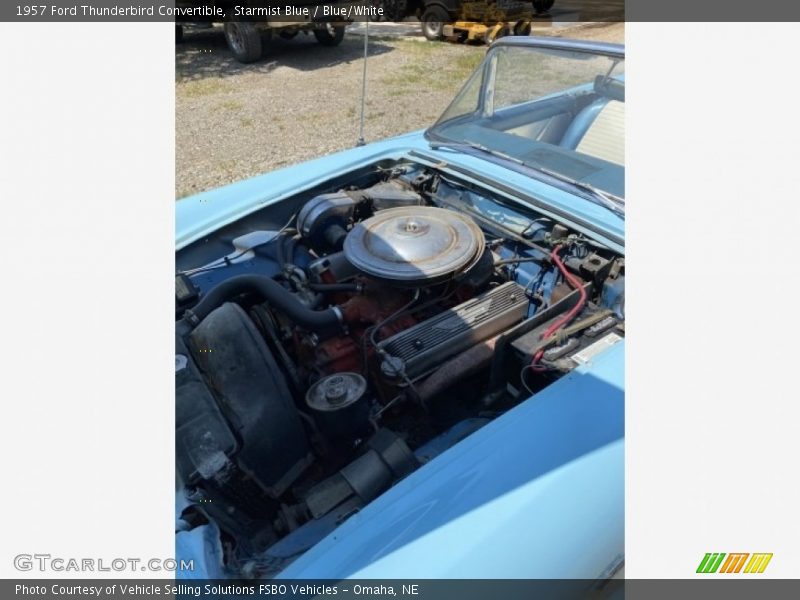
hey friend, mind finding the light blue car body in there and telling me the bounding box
[176,131,624,254]
[176,37,624,580]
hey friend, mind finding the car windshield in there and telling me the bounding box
[427,42,625,201]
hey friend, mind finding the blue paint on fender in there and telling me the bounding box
[278,342,624,579]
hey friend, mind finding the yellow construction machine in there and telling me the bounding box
[398,0,555,43]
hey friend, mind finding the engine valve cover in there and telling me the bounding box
[378,281,529,378]
[343,206,484,286]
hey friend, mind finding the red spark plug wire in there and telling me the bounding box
[530,244,587,369]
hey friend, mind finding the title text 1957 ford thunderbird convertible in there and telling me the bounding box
[174,37,625,581]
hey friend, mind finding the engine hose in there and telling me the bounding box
[531,245,588,369]
[493,256,546,267]
[182,274,343,333]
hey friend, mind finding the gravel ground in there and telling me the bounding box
[175,22,623,198]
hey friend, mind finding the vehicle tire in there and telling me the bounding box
[313,24,345,47]
[533,0,555,14]
[175,24,184,44]
[513,20,531,36]
[421,6,448,41]
[224,21,262,63]
[486,24,509,44]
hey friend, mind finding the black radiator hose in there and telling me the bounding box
[182,275,343,334]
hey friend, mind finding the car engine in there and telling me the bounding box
[175,161,625,576]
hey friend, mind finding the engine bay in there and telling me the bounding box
[175,160,625,577]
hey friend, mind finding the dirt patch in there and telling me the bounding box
[176,23,623,198]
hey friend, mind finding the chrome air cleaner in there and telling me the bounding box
[343,206,484,286]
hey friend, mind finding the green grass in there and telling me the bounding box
[453,51,485,74]
[380,40,484,96]
[216,99,244,111]
[178,78,231,98]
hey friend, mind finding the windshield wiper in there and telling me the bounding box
[429,140,624,219]
[530,165,625,218]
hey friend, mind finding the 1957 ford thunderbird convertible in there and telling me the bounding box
[174,37,625,581]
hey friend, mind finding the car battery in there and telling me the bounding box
[511,302,624,371]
